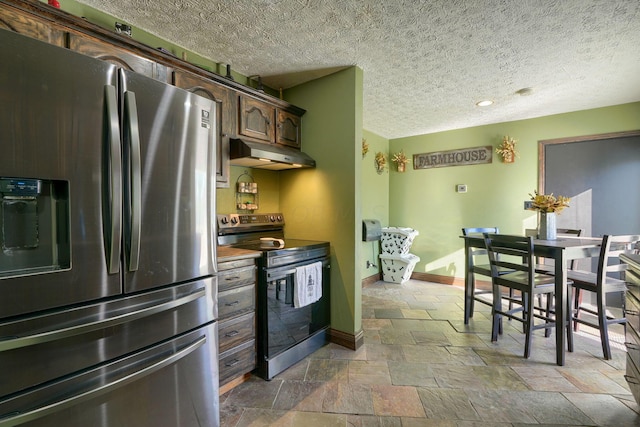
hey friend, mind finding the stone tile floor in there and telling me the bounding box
[220,280,640,426]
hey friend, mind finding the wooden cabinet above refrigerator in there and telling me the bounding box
[174,69,238,188]
[0,0,307,186]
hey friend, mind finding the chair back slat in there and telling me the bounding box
[462,227,499,257]
[484,234,534,280]
[597,234,640,285]
[462,227,499,235]
[557,229,582,236]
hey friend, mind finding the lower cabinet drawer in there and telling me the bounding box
[219,340,256,386]
[218,284,255,318]
[626,291,640,334]
[218,264,256,292]
[218,312,255,354]
[626,354,640,405]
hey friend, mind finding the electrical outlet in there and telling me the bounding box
[456,184,467,193]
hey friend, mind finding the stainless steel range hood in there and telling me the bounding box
[229,138,316,170]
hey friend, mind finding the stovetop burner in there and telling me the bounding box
[217,213,330,268]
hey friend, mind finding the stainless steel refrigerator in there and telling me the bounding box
[0,29,219,426]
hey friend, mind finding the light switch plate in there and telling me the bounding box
[456,184,467,193]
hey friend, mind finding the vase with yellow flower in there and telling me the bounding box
[374,151,387,174]
[529,190,571,240]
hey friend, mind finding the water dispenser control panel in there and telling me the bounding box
[0,178,42,197]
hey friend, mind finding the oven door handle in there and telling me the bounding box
[265,258,330,281]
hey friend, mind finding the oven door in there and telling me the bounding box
[259,256,330,361]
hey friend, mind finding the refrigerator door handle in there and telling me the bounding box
[0,335,206,426]
[105,85,122,275]
[124,91,142,272]
[0,286,206,352]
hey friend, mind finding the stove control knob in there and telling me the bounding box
[269,215,276,222]
[230,216,239,225]
[220,216,229,225]
[276,215,283,222]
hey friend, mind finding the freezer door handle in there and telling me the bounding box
[0,287,206,352]
[0,335,206,426]
[105,85,122,275]
[124,91,142,272]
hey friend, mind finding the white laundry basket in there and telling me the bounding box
[380,227,419,255]
[379,253,420,284]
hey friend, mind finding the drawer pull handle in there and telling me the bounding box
[225,276,241,281]
[624,309,639,316]
[625,341,640,350]
[225,330,240,337]
[225,358,240,367]
[625,374,640,385]
[225,301,240,307]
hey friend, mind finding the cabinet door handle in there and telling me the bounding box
[625,341,640,350]
[225,358,240,367]
[225,330,239,337]
[624,374,640,385]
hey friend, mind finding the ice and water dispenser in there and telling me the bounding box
[0,177,70,278]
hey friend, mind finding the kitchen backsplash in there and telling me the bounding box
[216,166,281,214]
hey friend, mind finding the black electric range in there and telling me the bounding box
[216,213,331,380]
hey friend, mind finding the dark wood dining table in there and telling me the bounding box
[461,234,603,366]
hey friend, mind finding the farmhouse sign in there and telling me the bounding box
[413,146,493,169]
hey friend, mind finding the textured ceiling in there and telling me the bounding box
[75,0,640,139]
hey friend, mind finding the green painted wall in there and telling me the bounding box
[388,102,640,281]
[360,130,389,279]
[283,67,363,336]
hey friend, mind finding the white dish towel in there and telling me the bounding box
[294,261,323,308]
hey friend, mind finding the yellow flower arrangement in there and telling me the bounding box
[362,138,369,157]
[529,190,570,214]
[374,151,387,174]
[391,150,408,165]
[496,135,518,163]
[391,149,409,172]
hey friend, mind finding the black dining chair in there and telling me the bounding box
[462,227,513,324]
[532,228,582,336]
[568,234,640,359]
[484,233,573,358]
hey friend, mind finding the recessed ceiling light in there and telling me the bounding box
[476,100,493,107]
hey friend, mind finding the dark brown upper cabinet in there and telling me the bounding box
[68,32,170,83]
[174,69,237,188]
[0,2,65,46]
[276,109,301,149]
[239,95,276,143]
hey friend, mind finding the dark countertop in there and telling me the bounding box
[217,246,261,262]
